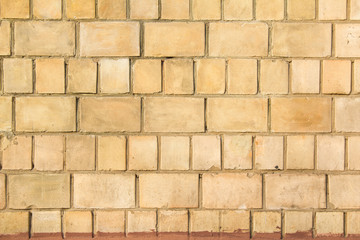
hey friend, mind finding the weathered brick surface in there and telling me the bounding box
[329,175,360,208]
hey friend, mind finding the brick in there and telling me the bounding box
[133,59,161,94]
[32,211,61,234]
[223,135,252,170]
[144,97,204,132]
[335,98,360,132]
[347,212,360,234]
[256,0,284,20]
[271,97,331,132]
[355,61,360,93]
[99,59,129,94]
[98,0,126,19]
[255,136,283,170]
[286,135,314,170]
[65,211,92,234]
[139,174,198,208]
[0,97,12,131]
[163,59,193,94]
[130,0,158,19]
[316,212,343,235]
[329,175,360,208]
[348,137,360,170]
[351,0,360,19]
[272,23,331,57]
[260,60,288,94]
[16,97,76,132]
[34,136,64,171]
[128,211,156,233]
[2,136,32,170]
[160,136,190,170]
[224,0,252,20]
[0,174,4,209]
[144,22,204,57]
[193,135,221,170]
[317,136,344,171]
[0,212,28,234]
[80,22,139,57]
[221,211,250,233]
[66,0,95,19]
[98,136,126,171]
[80,97,141,132]
[227,59,257,94]
[15,21,75,56]
[67,59,96,93]
[96,210,124,233]
[161,0,189,19]
[335,24,360,57]
[158,211,188,232]
[285,211,312,234]
[322,60,351,94]
[192,0,220,20]
[253,212,281,234]
[33,0,61,19]
[209,22,268,57]
[291,60,320,94]
[74,174,135,208]
[265,174,326,209]
[196,59,225,94]
[203,173,262,209]
[129,136,157,170]
[207,98,267,132]
[319,0,346,20]
[66,135,95,171]
[9,174,70,209]
[190,211,220,232]
[3,58,32,93]
[0,21,10,55]
[287,0,315,20]
[0,0,29,18]
[36,58,65,93]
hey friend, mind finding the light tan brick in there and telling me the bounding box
[196,59,225,94]
[9,174,70,209]
[80,22,139,57]
[2,136,32,170]
[224,135,252,170]
[128,211,156,233]
[0,97,12,131]
[98,0,126,19]
[144,22,204,57]
[351,0,360,19]
[0,0,29,18]
[348,137,360,170]
[190,211,220,232]
[163,59,193,94]
[253,212,281,234]
[98,136,126,171]
[286,135,314,170]
[285,211,312,234]
[36,58,64,93]
[80,97,141,132]
[207,98,267,132]
[317,136,344,171]
[256,0,284,20]
[193,135,221,170]
[32,211,61,234]
[287,0,315,20]
[0,174,4,209]
[3,58,32,93]
[322,60,351,94]
[16,97,76,132]
[227,59,257,94]
[347,212,360,234]
[129,136,157,170]
[158,210,188,232]
[67,59,96,93]
[96,210,124,233]
[255,136,283,170]
[192,0,220,20]
[15,21,75,56]
[209,22,268,57]
[130,0,158,19]
[260,60,288,94]
[221,210,250,233]
[316,212,343,235]
[144,97,204,132]
[272,23,331,57]
[66,0,95,19]
[291,60,320,94]
[271,97,331,132]
[335,24,360,57]
[0,212,29,234]
[133,59,161,94]
[99,59,129,94]
[203,173,262,209]
[355,61,360,93]
[160,136,190,170]
[335,98,360,132]
[139,174,198,208]
[33,0,61,19]
[224,0,252,20]
[161,0,189,19]
[34,135,64,171]
[329,175,360,208]
[66,135,95,171]
[265,174,326,209]
[319,0,346,20]
[0,21,11,55]
[65,211,92,234]
[74,174,135,208]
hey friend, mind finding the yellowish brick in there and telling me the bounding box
[2,136,32,170]
[66,135,95,171]
[224,0,252,20]
[3,58,32,93]
[158,210,188,232]
[128,211,156,233]
[129,136,157,170]
[34,135,64,171]
[0,174,5,209]
[0,0,29,18]
[133,59,161,94]
[161,0,189,19]
[33,0,61,19]
[354,60,360,93]
[163,59,193,94]
[260,60,288,94]
[190,210,220,232]
[335,24,360,57]
[221,210,250,233]
[329,175,360,208]
[0,97,12,131]
[256,0,284,20]
[160,136,190,170]
[335,98,360,132]
[253,212,281,234]
[286,135,314,170]
[347,212,360,234]
[322,60,351,94]
[66,0,95,19]
[99,59,129,94]
[0,21,11,55]
[223,135,252,170]
[348,137,360,170]
[65,211,92,234]
[227,59,257,94]
[285,211,312,234]
[193,135,221,170]
[192,0,221,20]
[32,211,61,234]
[96,210,125,233]
[98,136,126,171]
[287,0,315,20]
[291,60,320,94]
[351,0,360,19]
[316,212,343,235]
[67,59,97,93]
[0,212,29,234]
[36,58,64,93]
[98,0,126,19]
[196,59,225,94]
[255,136,283,170]
[130,0,158,19]
[317,136,344,171]
[319,0,346,20]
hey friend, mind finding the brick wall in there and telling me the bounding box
[0,0,360,239]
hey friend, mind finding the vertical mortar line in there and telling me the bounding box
[126,0,130,19]
[96,60,100,94]
[331,97,335,133]
[95,0,99,19]
[32,59,36,94]
[140,22,145,57]
[158,0,161,19]
[351,60,354,94]
[319,60,323,95]
[140,97,144,133]
[193,59,196,94]
[314,135,317,170]
[64,59,68,93]
[61,210,65,239]
[76,97,79,132]
[161,59,164,94]
[249,210,253,238]
[129,59,133,94]
[124,210,128,237]
[189,136,193,170]
[283,136,287,170]
[220,134,224,170]
[312,210,315,238]
[29,211,32,239]
[94,136,98,171]
[315,0,319,20]
[344,211,347,237]
[252,0,256,20]
[220,0,224,20]
[0,136,2,170]
[267,97,271,133]
[10,21,14,56]
[256,59,260,94]
[4,174,6,209]
[29,0,33,19]
[347,0,351,20]
[205,23,209,57]
[198,173,202,209]
[262,174,266,209]
[268,23,272,57]
[135,174,139,208]
[70,173,74,208]
[252,135,255,170]
[331,24,335,58]
[284,0,288,20]
[0,59,3,94]
[187,209,191,236]
[224,59,228,94]
[288,60,291,94]
[345,137,348,170]
[92,210,96,238]
[61,0,65,19]
[157,136,161,170]
[204,98,207,132]
[75,22,80,57]
[281,209,285,239]
[325,174,329,209]
[155,209,159,235]
[63,135,66,171]
[125,135,129,171]
[12,96,16,133]
[219,210,222,233]
[31,136,35,170]
[189,0,193,20]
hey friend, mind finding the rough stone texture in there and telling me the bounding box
[351,0,360,19]
[0,212,29,234]
[192,135,221,170]
[0,21,11,55]
[287,0,315,20]
[224,0,252,20]
[158,211,188,232]
[227,59,257,94]
[128,136,157,170]
[286,135,314,169]
[2,136,32,170]
[335,98,360,132]
[347,212,360,234]
[348,136,360,170]
[285,211,313,234]
[98,0,126,19]
[335,24,360,57]
[256,0,284,20]
[3,58,33,93]
[291,60,320,94]
[98,136,126,171]
[0,0,29,18]
[260,60,288,94]
[224,135,252,170]
[161,0,189,19]
[190,211,220,232]
[163,59,193,94]
[255,136,283,170]
[64,211,92,234]
[66,0,95,19]
[160,136,190,170]
[196,59,225,94]
[0,174,5,209]
[222,210,250,233]
[96,210,125,233]
[67,59,97,93]
[319,0,347,20]
[65,135,95,171]
[33,0,62,19]
[133,59,162,94]
[317,136,345,171]
[0,97,12,131]
[32,211,61,234]
[34,135,64,171]
[99,59,129,93]
[253,212,281,234]
[36,58,65,93]
[329,175,360,209]
[127,211,156,233]
[130,0,158,19]
[192,0,220,20]
[322,60,351,94]
[316,212,344,235]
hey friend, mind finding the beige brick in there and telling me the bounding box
[33,0,61,19]
[335,24,360,57]
[0,174,4,209]
[224,135,252,170]
[34,136,64,171]
[36,58,64,93]
[192,0,220,20]
[224,0,252,20]
[317,136,344,171]
[347,212,360,234]
[207,98,267,132]
[65,211,92,234]
[128,211,156,233]
[133,59,161,94]
[32,211,61,234]
[66,0,95,19]
[3,58,32,93]
[351,0,360,19]
[193,135,221,170]
[0,21,11,55]
[74,174,135,208]
[285,211,312,234]
[209,22,268,57]
[227,59,257,94]
[2,136,32,170]
[0,212,29,234]
[203,173,262,209]
[355,61,360,93]
[98,136,126,171]
[9,174,70,209]
[255,136,283,170]
[221,210,250,233]
[256,0,284,20]
[260,60,288,94]
[286,135,314,170]
[130,0,158,19]
[139,174,198,208]
[66,135,95,171]
[335,98,360,132]
[99,59,129,94]
[144,97,204,132]
[98,0,126,19]
[80,97,141,132]
[163,59,193,94]
[144,22,204,57]
[96,210,124,233]
[348,137,360,170]
[160,136,190,170]
[287,0,315,20]
[0,97,12,131]
[129,136,157,170]
[271,97,331,132]
[15,21,75,56]
[190,210,220,232]
[272,23,331,57]
[0,0,29,18]
[158,211,188,232]
[291,60,320,94]
[196,59,225,94]
[67,59,97,93]
[80,22,139,57]
[316,212,343,235]
[319,0,346,20]
[253,212,281,234]
[16,97,76,132]
[266,174,326,209]
[329,175,360,208]
[322,60,351,94]
[161,0,189,19]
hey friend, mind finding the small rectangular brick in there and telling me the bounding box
[99,59,129,94]
[196,59,225,94]
[322,60,351,94]
[287,0,315,20]
[227,59,257,94]
[67,59,97,93]
[319,0,346,20]
[260,60,288,94]
[190,210,220,232]
[317,136,344,170]
[36,58,65,94]
[0,21,10,55]
[3,58,33,93]
[316,212,343,235]
[224,0,252,20]
[65,135,95,171]
[64,211,92,234]
[128,211,156,233]
[34,135,64,171]
[0,0,29,18]
[0,174,4,209]
[291,60,320,94]
[335,24,360,57]
[0,97,12,131]
[128,136,157,170]
[66,0,95,19]
[286,135,314,169]
[335,98,360,132]
[256,0,284,20]
[161,0,189,19]
[130,0,158,19]
[193,135,221,170]
[348,137,360,170]
[223,135,252,170]
[32,211,61,234]
[285,211,312,234]
[158,210,188,232]
[132,59,161,94]
[253,212,281,234]
[329,175,360,208]
[255,136,283,170]
[355,61,360,93]
[96,210,125,233]
[163,59,193,94]
[33,0,62,19]
[347,212,360,235]
[98,0,126,19]
[98,136,126,171]
[222,210,249,233]
[351,0,360,19]
[160,136,190,170]
[0,212,29,234]
[2,136,32,170]
[192,0,221,20]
